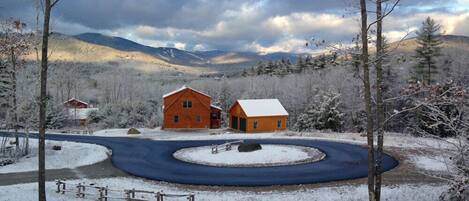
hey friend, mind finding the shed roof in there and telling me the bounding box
[63,98,89,106]
[163,85,211,98]
[236,99,288,117]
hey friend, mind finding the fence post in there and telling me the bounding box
[76,183,81,198]
[104,186,108,201]
[98,187,104,201]
[55,180,60,193]
[125,190,130,200]
[156,192,161,201]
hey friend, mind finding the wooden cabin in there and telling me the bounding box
[228,99,288,133]
[162,86,221,129]
[63,98,98,127]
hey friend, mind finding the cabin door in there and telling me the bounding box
[231,116,238,129]
[239,118,246,132]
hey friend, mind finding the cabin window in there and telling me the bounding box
[183,100,192,108]
[174,115,179,123]
[277,120,282,128]
[253,121,258,129]
[196,115,201,122]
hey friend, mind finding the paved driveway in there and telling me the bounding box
[0,132,399,186]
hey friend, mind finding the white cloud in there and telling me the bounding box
[174,42,186,50]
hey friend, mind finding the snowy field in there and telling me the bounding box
[0,139,109,173]
[0,177,447,201]
[173,144,325,167]
[78,128,455,150]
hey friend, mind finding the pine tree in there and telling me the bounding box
[414,17,443,85]
[265,61,275,75]
[295,56,304,73]
[295,91,344,132]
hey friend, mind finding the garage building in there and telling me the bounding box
[228,99,288,133]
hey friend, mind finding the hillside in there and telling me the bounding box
[24,33,211,75]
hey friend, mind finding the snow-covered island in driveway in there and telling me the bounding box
[173,144,325,167]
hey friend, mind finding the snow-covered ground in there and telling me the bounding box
[0,139,109,173]
[173,145,324,167]
[0,177,447,201]
[83,128,455,150]
[410,155,451,172]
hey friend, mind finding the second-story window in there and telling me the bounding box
[183,100,192,108]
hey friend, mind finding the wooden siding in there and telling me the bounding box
[245,116,288,133]
[228,102,288,133]
[163,88,212,129]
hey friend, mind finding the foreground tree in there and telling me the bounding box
[414,17,443,85]
[38,0,61,200]
[0,19,31,155]
[359,0,376,200]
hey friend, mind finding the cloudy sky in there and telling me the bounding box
[1,0,468,53]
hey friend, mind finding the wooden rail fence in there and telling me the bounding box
[211,140,244,154]
[55,180,195,201]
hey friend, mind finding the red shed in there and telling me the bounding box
[163,86,221,129]
[64,98,89,109]
[64,98,97,127]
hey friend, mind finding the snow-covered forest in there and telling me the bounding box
[1,0,469,200]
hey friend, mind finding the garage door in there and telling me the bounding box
[231,116,238,129]
[239,118,246,132]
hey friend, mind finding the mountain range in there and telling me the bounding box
[25,32,469,75]
[73,33,301,71]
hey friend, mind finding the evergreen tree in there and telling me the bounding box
[414,17,443,84]
[264,61,275,75]
[295,91,344,131]
[295,56,304,73]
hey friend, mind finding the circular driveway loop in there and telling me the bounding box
[35,134,398,186]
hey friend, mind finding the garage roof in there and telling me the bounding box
[237,99,288,117]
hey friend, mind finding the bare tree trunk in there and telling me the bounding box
[39,0,54,200]
[374,0,385,200]
[360,0,375,200]
[10,48,19,151]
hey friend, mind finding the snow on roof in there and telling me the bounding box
[163,85,211,98]
[63,98,89,106]
[237,99,288,117]
[211,105,222,110]
[67,108,99,120]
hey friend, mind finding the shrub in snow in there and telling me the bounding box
[127,128,141,135]
[295,90,344,132]
[238,143,262,152]
[0,158,14,166]
[402,80,467,138]
[439,176,468,201]
[52,145,62,151]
